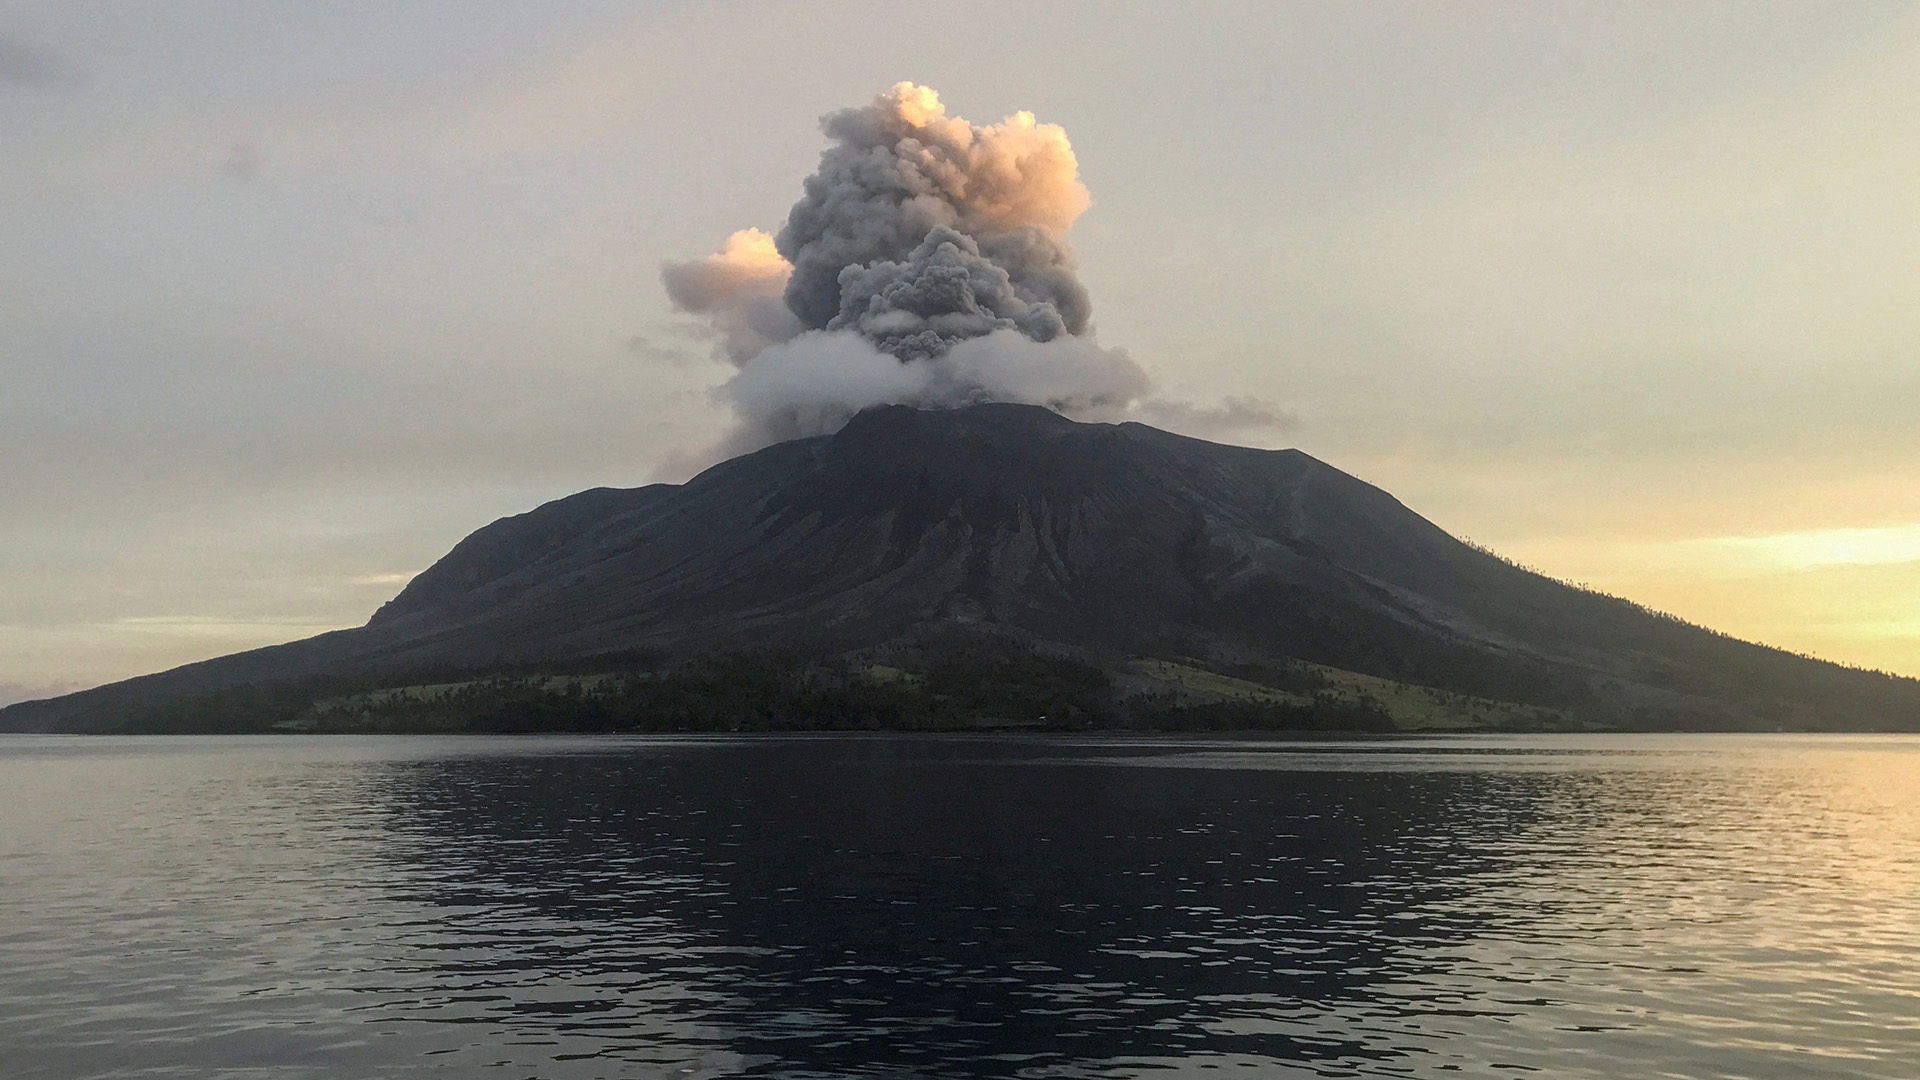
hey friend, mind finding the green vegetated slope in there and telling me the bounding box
[114,632,1583,736]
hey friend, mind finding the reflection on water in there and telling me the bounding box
[1,735,1916,1078]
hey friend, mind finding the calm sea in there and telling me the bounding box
[2,734,1916,1079]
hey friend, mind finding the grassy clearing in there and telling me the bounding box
[1132,660,1314,706]
[1133,657,1571,731]
[1290,660,1573,730]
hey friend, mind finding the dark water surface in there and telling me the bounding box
[2,734,1917,1078]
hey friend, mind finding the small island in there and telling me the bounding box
[11,405,1917,736]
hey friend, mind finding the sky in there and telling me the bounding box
[3,0,1918,704]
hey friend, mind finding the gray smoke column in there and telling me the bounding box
[662,83,1148,455]
[831,225,1069,362]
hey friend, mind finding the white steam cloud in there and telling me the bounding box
[663,82,1150,455]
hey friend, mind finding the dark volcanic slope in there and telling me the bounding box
[8,403,1918,731]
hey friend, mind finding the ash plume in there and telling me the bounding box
[662,83,1147,455]
[831,225,1070,362]
[776,82,1092,336]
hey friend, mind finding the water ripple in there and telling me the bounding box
[1,734,1916,1078]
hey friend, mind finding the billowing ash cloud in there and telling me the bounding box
[777,82,1091,335]
[662,83,1147,454]
[831,225,1069,362]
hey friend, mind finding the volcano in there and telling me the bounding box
[7,403,1918,733]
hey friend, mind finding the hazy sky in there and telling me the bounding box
[5,0,1919,703]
